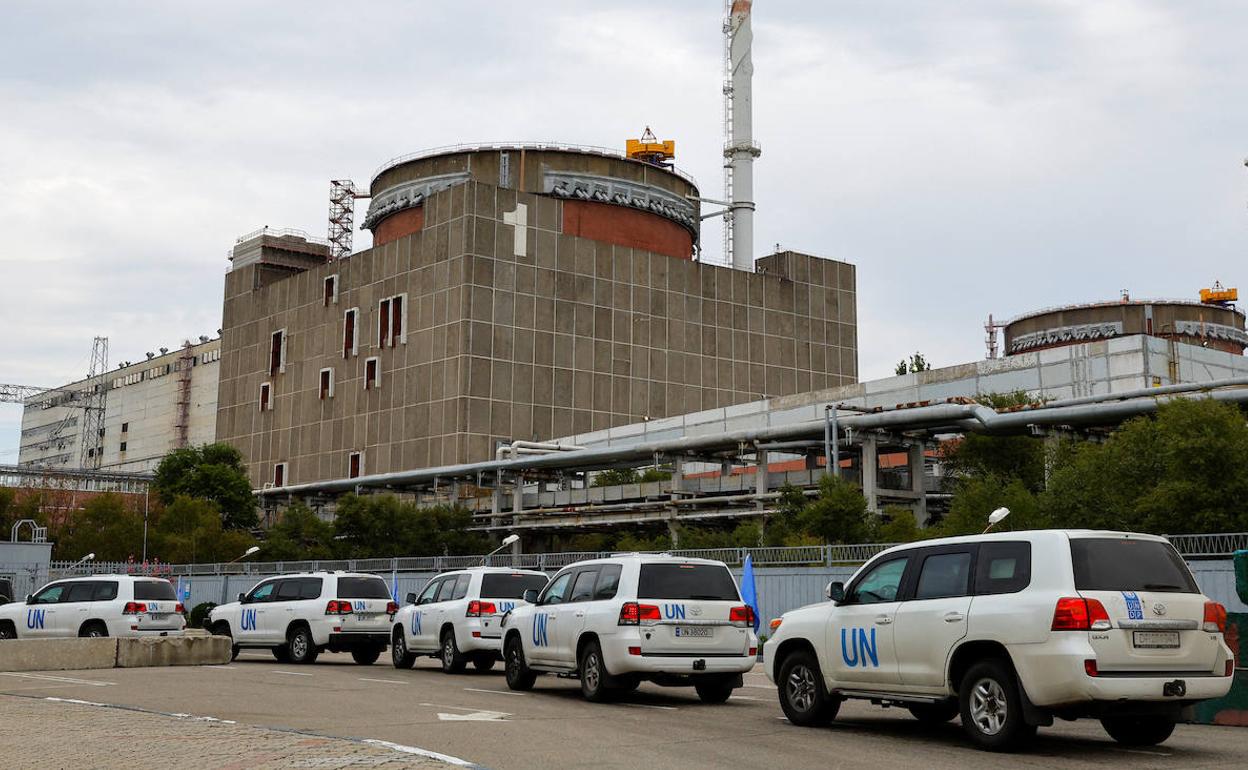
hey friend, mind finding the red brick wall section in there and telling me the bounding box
[373,206,425,246]
[562,200,693,260]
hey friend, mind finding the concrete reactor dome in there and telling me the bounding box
[363,143,700,259]
[1004,297,1247,356]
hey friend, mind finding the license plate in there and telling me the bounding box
[674,626,713,638]
[1133,631,1180,649]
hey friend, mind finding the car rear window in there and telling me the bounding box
[637,564,740,601]
[337,576,391,599]
[1070,538,1199,593]
[134,581,177,601]
[481,573,548,599]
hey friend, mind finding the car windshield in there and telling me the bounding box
[481,573,548,599]
[337,577,391,599]
[134,581,178,601]
[1070,538,1198,593]
[637,564,740,601]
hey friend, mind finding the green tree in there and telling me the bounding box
[153,444,258,530]
[154,496,256,563]
[895,352,932,375]
[53,493,145,561]
[261,502,335,560]
[331,495,490,558]
[877,506,924,543]
[939,475,1047,536]
[943,392,1048,493]
[592,467,671,487]
[0,488,42,537]
[776,476,874,544]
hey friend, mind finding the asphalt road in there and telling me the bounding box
[3,652,1246,769]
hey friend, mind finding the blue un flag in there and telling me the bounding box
[741,553,761,633]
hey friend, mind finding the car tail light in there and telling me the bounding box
[1225,660,1236,677]
[729,606,755,628]
[1204,602,1227,633]
[175,603,185,614]
[1084,659,1099,677]
[618,602,661,625]
[749,647,757,657]
[1052,598,1110,631]
[325,600,354,615]
[386,601,398,616]
[123,602,147,615]
[467,600,497,617]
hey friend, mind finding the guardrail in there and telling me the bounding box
[44,533,1248,580]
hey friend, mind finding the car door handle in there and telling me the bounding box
[873,616,893,625]
[944,613,965,623]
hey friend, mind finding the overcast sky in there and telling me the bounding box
[3,0,1246,457]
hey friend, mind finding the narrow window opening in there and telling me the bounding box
[324,275,338,306]
[364,357,379,390]
[121,422,129,433]
[269,330,286,376]
[259,382,271,412]
[319,368,334,400]
[379,298,391,347]
[391,294,404,344]
[343,308,358,358]
[348,452,362,479]
[273,463,286,487]
[119,441,128,452]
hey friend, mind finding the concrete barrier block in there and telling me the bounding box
[0,638,118,672]
[115,635,232,668]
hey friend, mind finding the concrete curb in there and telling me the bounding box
[1,636,232,672]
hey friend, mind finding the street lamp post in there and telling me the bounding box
[480,534,520,566]
[68,552,96,575]
[228,546,260,564]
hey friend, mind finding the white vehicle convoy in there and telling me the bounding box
[206,572,396,664]
[391,567,549,672]
[0,575,186,640]
[501,554,759,703]
[763,530,1235,751]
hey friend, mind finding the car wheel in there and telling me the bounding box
[777,650,840,726]
[0,622,18,640]
[1100,715,1177,746]
[579,641,614,703]
[440,629,466,673]
[959,659,1036,751]
[352,646,382,666]
[79,622,108,638]
[272,646,291,663]
[392,628,417,669]
[287,625,319,665]
[472,653,496,672]
[504,635,537,691]
[909,701,960,725]
[694,681,734,704]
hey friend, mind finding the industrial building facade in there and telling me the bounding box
[215,145,858,489]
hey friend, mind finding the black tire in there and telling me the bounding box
[440,629,466,673]
[579,641,614,703]
[79,621,109,638]
[392,628,416,669]
[352,646,382,666]
[231,645,240,661]
[958,659,1036,751]
[909,701,960,725]
[504,635,537,691]
[472,654,496,672]
[694,681,734,704]
[777,649,840,726]
[1100,715,1177,747]
[272,646,291,663]
[0,622,18,640]
[287,625,319,665]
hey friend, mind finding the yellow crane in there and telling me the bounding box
[1200,281,1238,306]
[625,127,675,166]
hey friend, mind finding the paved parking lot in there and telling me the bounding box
[3,652,1247,769]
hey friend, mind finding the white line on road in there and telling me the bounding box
[1122,749,1172,757]
[0,673,114,687]
[463,687,528,696]
[202,665,235,670]
[362,739,478,767]
[619,703,678,711]
[742,684,772,689]
[359,677,406,685]
[271,670,313,677]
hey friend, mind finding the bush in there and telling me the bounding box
[190,602,217,629]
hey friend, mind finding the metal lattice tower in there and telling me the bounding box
[328,180,364,260]
[79,336,108,469]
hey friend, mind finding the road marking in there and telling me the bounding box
[619,702,678,711]
[359,677,406,685]
[1122,749,1172,757]
[271,670,313,677]
[730,695,761,701]
[437,709,509,722]
[463,687,527,696]
[361,739,478,767]
[0,673,114,687]
[742,683,772,689]
[202,665,235,670]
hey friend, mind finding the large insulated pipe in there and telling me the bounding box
[727,0,760,271]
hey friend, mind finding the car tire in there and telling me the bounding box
[392,628,417,669]
[909,701,960,725]
[352,646,382,666]
[287,625,319,665]
[272,646,291,663]
[440,629,466,673]
[472,653,496,672]
[579,641,614,703]
[504,635,537,691]
[0,622,16,640]
[777,649,840,727]
[210,621,238,660]
[1100,715,1177,746]
[694,681,735,704]
[958,659,1036,751]
[79,621,108,638]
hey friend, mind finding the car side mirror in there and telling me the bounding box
[523,589,539,604]
[238,593,247,603]
[25,594,33,604]
[405,592,418,605]
[826,581,845,603]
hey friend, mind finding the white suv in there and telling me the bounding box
[0,575,186,639]
[207,572,396,664]
[501,554,758,703]
[391,567,548,673]
[763,530,1235,751]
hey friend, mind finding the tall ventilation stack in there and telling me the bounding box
[724,0,761,271]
